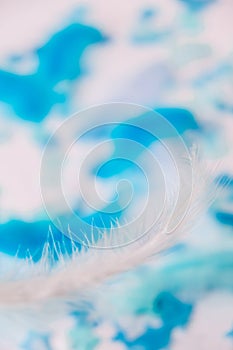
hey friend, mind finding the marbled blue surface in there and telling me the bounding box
[0,0,232,349]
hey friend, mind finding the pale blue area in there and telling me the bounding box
[132,9,169,44]
[216,101,233,114]
[0,23,106,122]
[226,329,233,338]
[22,332,51,350]
[132,30,169,44]
[158,251,233,293]
[66,249,233,348]
[69,310,99,350]
[141,8,156,20]
[110,250,233,320]
[194,64,232,87]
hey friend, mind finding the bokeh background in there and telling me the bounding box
[0,0,233,349]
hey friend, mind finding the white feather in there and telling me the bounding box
[0,150,215,307]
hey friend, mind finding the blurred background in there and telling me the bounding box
[0,0,233,349]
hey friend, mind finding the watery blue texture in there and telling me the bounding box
[0,23,106,122]
[81,107,200,233]
[115,292,192,349]
[96,107,200,178]
[0,105,201,258]
[0,220,81,261]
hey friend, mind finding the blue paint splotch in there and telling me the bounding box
[116,327,171,350]
[115,292,193,350]
[153,292,193,328]
[179,0,216,11]
[0,23,107,122]
[215,212,233,227]
[0,220,81,261]
[213,174,233,227]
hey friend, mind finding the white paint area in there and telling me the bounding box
[0,124,42,222]
[171,292,233,350]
